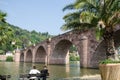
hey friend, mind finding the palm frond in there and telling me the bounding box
[63,11,80,22]
[74,0,97,9]
[62,0,120,35]
[0,11,7,22]
[108,11,120,26]
[80,11,98,24]
[63,4,75,11]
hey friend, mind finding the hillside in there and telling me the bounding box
[0,23,54,53]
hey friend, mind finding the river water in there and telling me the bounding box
[0,61,100,80]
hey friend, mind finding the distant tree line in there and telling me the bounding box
[8,24,54,50]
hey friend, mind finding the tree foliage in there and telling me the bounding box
[6,24,53,51]
[69,52,80,61]
[0,11,14,51]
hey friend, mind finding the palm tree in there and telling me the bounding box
[61,0,120,60]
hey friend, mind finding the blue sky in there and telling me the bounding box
[0,0,74,35]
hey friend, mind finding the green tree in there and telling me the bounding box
[69,45,77,53]
[70,55,77,61]
[0,11,14,47]
[0,11,6,22]
[62,0,120,60]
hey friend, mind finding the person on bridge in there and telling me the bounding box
[29,65,41,80]
[41,65,49,80]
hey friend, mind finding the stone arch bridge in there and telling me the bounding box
[15,26,120,68]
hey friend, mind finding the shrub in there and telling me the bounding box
[70,56,76,61]
[6,56,13,62]
[76,56,80,61]
[100,59,120,64]
[70,56,80,61]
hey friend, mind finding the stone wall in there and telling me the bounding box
[0,55,6,61]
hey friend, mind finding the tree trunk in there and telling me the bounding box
[103,27,119,61]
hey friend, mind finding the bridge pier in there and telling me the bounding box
[14,50,21,62]
[46,38,51,65]
[80,36,88,68]
[32,51,35,63]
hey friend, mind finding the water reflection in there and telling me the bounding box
[0,61,100,80]
[0,62,20,80]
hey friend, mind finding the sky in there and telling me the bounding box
[0,0,74,35]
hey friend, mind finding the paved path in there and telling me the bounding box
[80,74,101,80]
[52,75,101,80]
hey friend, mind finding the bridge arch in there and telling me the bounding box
[20,52,24,62]
[114,29,120,47]
[34,46,47,63]
[49,39,72,64]
[49,38,82,65]
[25,49,32,62]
